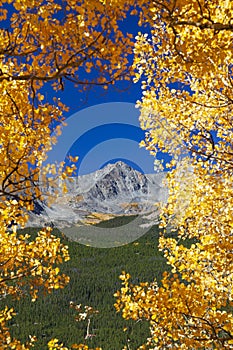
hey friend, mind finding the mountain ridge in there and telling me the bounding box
[29,161,167,228]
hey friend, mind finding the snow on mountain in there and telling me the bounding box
[29,161,167,228]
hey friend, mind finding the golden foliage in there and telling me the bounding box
[0,0,142,348]
[47,338,102,350]
[115,1,233,348]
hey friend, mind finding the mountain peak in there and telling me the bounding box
[101,160,133,172]
[84,161,148,204]
[29,160,167,228]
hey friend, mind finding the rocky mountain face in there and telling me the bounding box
[29,161,167,228]
[86,162,148,201]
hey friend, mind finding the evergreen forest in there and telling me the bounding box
[2,216,168,349]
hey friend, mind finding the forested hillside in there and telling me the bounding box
[2,218,167,349]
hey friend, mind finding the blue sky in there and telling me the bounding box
[43,13,161,175]
[3,3,163,175]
